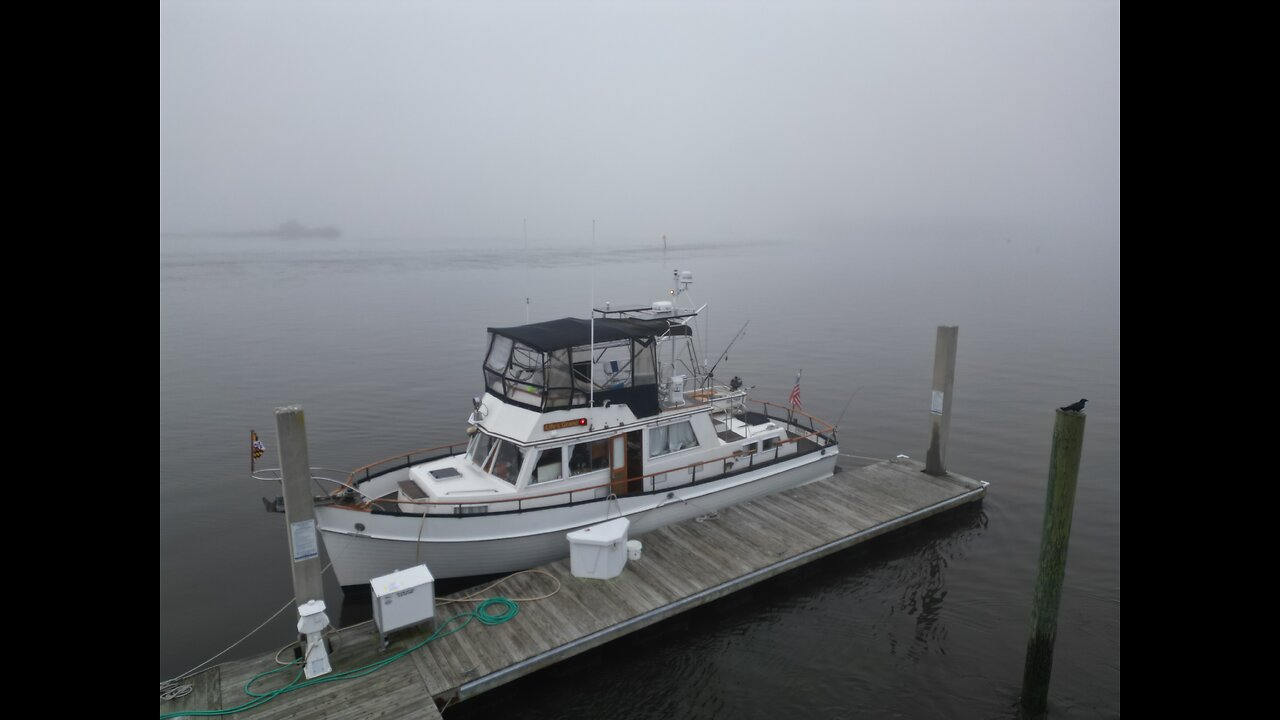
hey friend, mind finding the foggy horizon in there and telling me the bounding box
[161,1,1119,249]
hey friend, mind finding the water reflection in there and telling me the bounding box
[447,505,988,720]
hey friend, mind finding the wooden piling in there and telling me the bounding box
[924,326,958,476]
[1020,407,1086,718]
[275,405,325,607]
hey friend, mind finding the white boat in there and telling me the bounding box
[315,271,839,587]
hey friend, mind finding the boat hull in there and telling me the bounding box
[317,446,837,586]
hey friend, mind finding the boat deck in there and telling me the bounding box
[161,458,986,719]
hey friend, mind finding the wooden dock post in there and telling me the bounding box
[1020,407,1086,718]
[275,405,325,608]
[924,325,958,476]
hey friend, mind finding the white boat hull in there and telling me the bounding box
[317,447,837,586]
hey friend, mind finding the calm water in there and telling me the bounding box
[159,233,1120,718]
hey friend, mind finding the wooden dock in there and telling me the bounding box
[161,458,985,719]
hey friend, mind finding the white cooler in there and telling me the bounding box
[567,517,631,579]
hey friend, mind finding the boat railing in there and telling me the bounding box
[251,466,357,496]
[342,442,468,493]
[752,398,838,445]
[679,383,747,408]
[360,403,836,514]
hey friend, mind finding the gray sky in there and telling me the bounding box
[160,0,1119,244]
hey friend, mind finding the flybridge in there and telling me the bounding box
[483,316,694,418]
[483,270,707,419]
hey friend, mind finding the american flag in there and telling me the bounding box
[789,370,802,409]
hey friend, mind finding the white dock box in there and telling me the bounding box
[567,517,631,579]
[371,564,435,641]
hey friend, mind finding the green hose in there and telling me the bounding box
[160,597,520,719]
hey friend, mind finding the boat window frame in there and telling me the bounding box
[467,432,527,486]
[488,440,524,486]
[468,431,496,469]
[530,446,565,485]
[569,438,611,477]
[648,419,700,458]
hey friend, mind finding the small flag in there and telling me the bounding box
[251,430,265,472]
[789,370,803,410]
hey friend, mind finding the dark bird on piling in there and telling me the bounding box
[1059,399,1087,413]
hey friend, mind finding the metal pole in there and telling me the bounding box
[924,325,958,476]
[275,405,324,608]
[1020,407,1086,718]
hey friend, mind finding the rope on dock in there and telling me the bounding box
[838,452,893,463]
[159,597,522,719]
[159,561,336,700]
[158,681,193,702]
[437,568,561,605]
[159,595,295,699]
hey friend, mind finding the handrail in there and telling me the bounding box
[342,442,468,494]
[251,467,353,483]
[354,401,836,511]
[251,467,359,497]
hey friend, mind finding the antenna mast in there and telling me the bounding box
[590,220,596,410]
[524,218,530,323]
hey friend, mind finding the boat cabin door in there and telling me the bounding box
[610,430,644,496]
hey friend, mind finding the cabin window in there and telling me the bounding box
[490,441,524,485]
[650,421,699,457]
[469,434,525,485]
[468,432,495,467]
[569,439,610,476]
[532,447,563,484]
[763,437,777,451]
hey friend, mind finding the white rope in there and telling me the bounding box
[436,568,562,605]
[161,596,293,694]
[838,452,891,463]
[161,560,334,694]
[158,680,193,701]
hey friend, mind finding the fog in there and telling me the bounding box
[160,1,1119,249]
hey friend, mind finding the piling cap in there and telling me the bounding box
[298,599,327,617]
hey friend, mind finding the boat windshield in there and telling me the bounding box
[466,432,525,486]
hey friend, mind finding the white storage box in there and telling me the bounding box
[567,518,631,579]
[371,564,435,643]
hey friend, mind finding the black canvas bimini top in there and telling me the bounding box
[488,317,690,352]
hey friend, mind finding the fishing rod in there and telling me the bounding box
[834,386,863,429]
[705,320,749,383]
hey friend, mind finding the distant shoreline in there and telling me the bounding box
[160,221,341,240]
